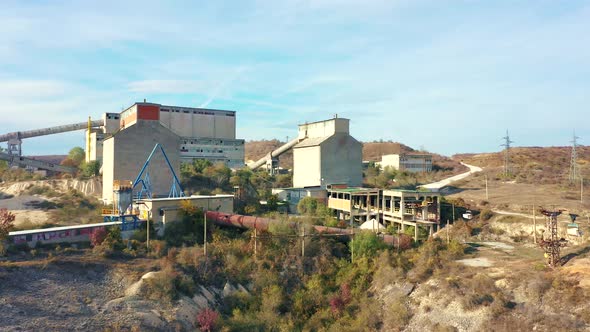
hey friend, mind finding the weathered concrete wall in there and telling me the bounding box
[298,118,349,139]
[139,195,233,224]
[159,107,236,139]
[320,133,362,187]
[293,119,362,189]
[102,120,180,203]
[293,146,321,188]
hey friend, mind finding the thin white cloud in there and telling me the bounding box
[200,66,248,108]
[0,80,69,99]
[127,80,207,94]
[0,0,589,155]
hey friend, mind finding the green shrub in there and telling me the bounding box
[149,240,167,258]
[350,231,387,259]
[92,226,124,257]
[176,245,203,271]
[163,202,204,247]
[480,209,494,221]
[383,298,412,331]
[143,266,179,303]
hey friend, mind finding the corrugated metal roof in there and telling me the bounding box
[294,136,331,148]
[329,187,379,193]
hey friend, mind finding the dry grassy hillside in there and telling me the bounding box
[361,141,414,161]
[455,146,590,184]
[246,140,465,173]
[245,139,293,169]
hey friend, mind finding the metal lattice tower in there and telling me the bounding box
[539,209,567,268]
[569,131,580,183]
[501,130,514,177]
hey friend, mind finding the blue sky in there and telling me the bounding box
[1,0,589,156]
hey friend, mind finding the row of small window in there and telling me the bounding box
[161,108,235,117]
[181,148,226,153]
[402,164,432,169]
[400,158,432,162]
[182,140,244,146]
[181,158,240,164]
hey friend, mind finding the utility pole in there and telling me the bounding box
[146,218,150,252]
[581,177,584,203]
[203,211,207,257]
[446,219,450,244]
[570,131,580,183]
[485,174,489,200]
[350,228,354,263]
[452,203,455,222]
[253,228,257,257]
[301,225,305,258]
[533,203,537,244]
[501,130,514,178]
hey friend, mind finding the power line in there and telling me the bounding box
[570,130,580,183]
[500,130,514,177]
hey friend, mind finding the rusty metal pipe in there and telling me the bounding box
[205,211,400,247]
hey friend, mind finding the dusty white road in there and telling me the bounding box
[420,162,482,190]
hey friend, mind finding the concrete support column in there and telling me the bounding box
[366,194,370,223]
[400,195,405,224]
[436,196,441,225]
[414,223,418,242]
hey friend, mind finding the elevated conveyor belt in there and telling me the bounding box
[248,137,302,170]
[0,152,77,173]
[0,120,103,143]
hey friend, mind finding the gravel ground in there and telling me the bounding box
[0,195,47,210]
[0,256,144,331]
[0,195,53,227]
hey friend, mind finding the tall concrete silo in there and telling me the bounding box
[293,117,362,188]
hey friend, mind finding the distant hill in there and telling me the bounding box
[245,140,465,173]
[24,155,68,165]
[361,142,414,161]
[454,146,590,184]
[245,139,293,169]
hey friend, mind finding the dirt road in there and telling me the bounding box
[420,163,482,190]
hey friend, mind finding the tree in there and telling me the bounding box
[267,194,279,211]
[80,160,101,178]
[203,162,231,188]
[90,227,107,246]
[68,147,85,167]
[0,208,16,239]
[349,231,387,258]
[196,308,219,332]
[297,196,318,215]
[0,147,8,173]
[275,173,292,188]
[192,159,213,174]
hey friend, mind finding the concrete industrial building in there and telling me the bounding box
[89,102,244,168]
[102,104,181,203]
[381,189,441,240]
[137,195,234,232]
[326,187,441,241]
[95,102,245,203]
[293,117,362,188]
[86,113,121,163]
[270,116,363,212]
[327,187,380,224]
[379,153,433,173]
[272,187,327,212]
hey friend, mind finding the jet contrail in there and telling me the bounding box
[199,66,247,108]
